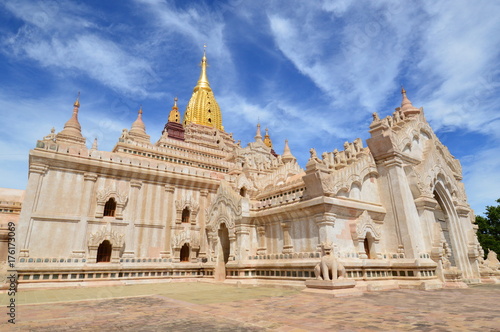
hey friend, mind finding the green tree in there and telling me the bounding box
[475,198,500,258]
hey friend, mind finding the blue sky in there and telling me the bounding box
[0,0,499,216]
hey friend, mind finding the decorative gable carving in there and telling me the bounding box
[206,181,242,235]
[88,226,125,248]
[351,210,381,242]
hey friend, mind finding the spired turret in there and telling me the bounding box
[56,93,87,147]
[183,47,223,131]
[128,106,151,145]
[163,97,185,141]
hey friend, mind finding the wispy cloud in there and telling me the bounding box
[1,0,158,97]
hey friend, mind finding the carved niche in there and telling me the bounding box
[95,188,128,219]
[87,225,125,263]
[174,197,200,224]
[350,210,382,259]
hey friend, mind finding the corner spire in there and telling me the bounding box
[56,92,86,146]
[281,139,296,163]
[254,122,262,141]
[168,97,180,123]
[129,106,151,144]
[400,86,419,115]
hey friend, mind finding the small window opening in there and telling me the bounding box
[104,198,116,217]
[182,208,190,223]
[97,240,112,263]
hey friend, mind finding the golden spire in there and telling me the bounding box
[168,97,181,123]
[263,128,273,148]
[183,47,224,131]
[74,91,80,108]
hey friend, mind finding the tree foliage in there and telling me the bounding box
[475,198,500,258]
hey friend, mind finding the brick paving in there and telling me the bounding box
[1,282,499,331]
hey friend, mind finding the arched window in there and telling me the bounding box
[180,243,190,262]
[103,198,116,217]
[97,240,112,263]
[182,208,190,223]
[240,187,247,197]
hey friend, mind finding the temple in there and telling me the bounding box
[11,49,499,290]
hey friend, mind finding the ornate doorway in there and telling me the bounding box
[433,191,456,266]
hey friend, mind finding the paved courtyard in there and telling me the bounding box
[1,282,499,331]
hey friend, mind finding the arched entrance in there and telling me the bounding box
[96,240,112,263]
[215,223,230,280]
[363,233,376,259]
[433,190,456,266]
[180,243,190,262]
[218,223,230,264]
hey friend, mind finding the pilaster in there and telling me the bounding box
[73,172,97,257]
[18,163,48,255]
[160,185,175,258]
[123,180,142,258]
[281,221,293,253]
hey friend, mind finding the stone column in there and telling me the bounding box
[18,163,48,256]
[123,180,142,258]
[315,213,336,249]
[383,158,425,259]
[256,225,266,255]
[74,172,97,258]
[281,221,293,253]
[228,233,236,261]
[160,185,175,258]
[414,194,438,254]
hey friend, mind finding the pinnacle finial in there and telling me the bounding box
[139,105,143,115]
[74,91,80,108]
[168,97,181,123]
[282,139,296,163]
[91,137,98,150]
[264,127,272,148]
[255,122,262,141]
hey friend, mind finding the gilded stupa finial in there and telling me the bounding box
[74,91,80,108]
[168,97,181,123]
[183,46,224,131]
[264,127,273,148]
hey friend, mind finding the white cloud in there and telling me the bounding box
[414,1,500,138]
[1,0,159,97]
[461,147,500,216]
